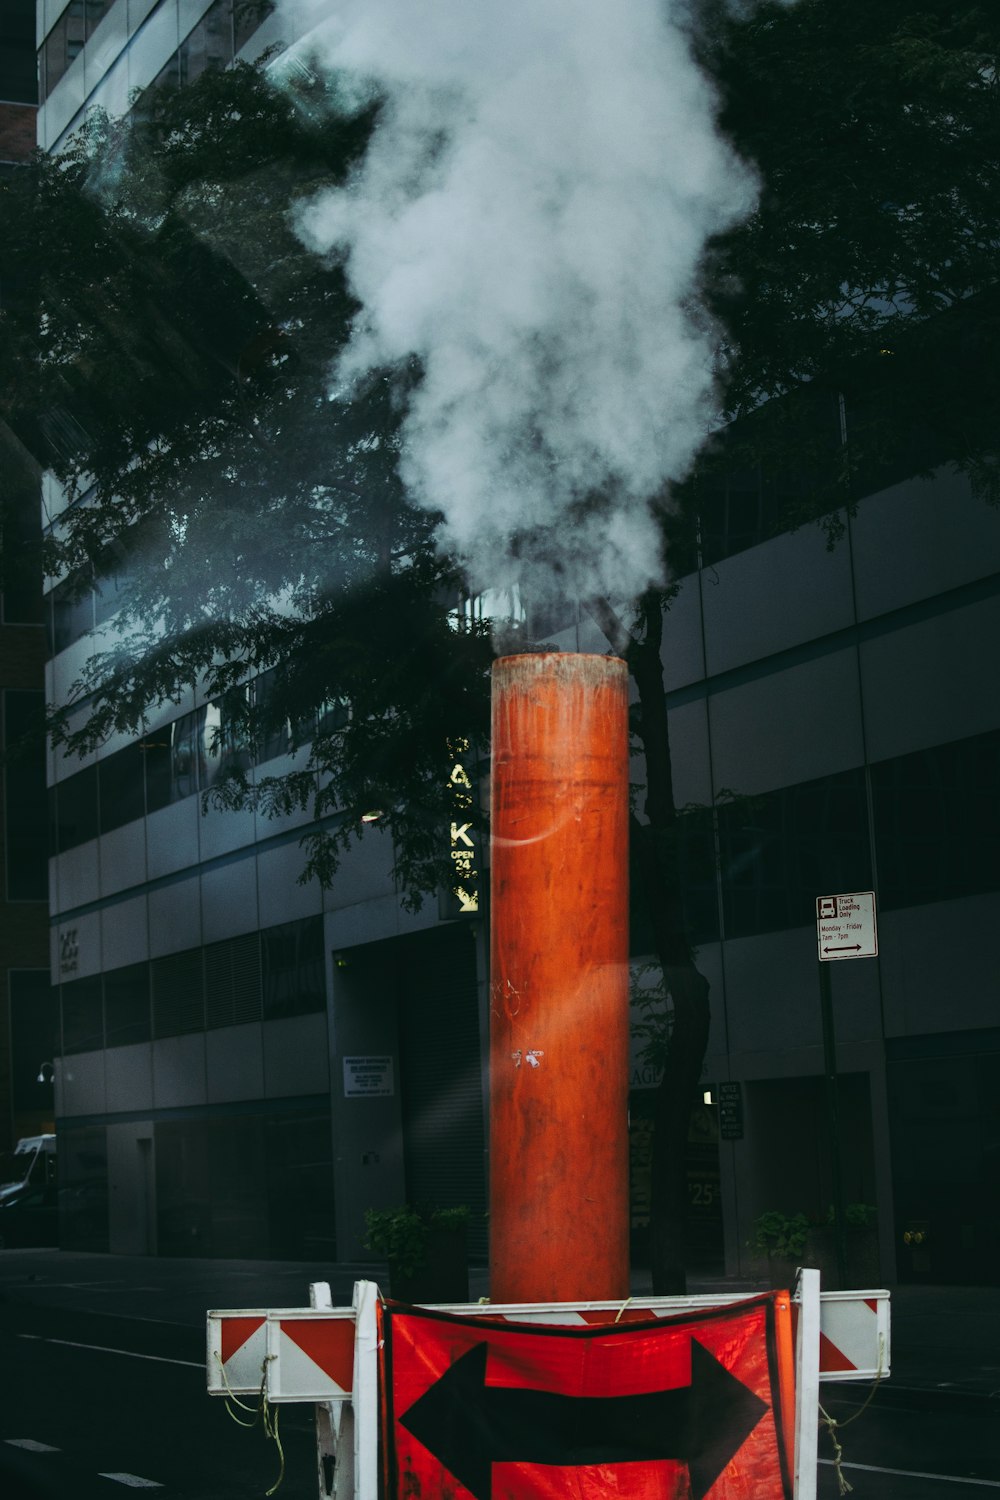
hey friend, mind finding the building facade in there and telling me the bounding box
[37,0,1000,1283]
[2,0,53,1161]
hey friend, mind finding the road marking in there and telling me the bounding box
[821,1459,1000,1488]
[18,1334,201,1369]
[5,1439,61,1452]
[98,1474,163,1488]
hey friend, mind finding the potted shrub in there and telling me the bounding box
[804,1203,880,1289]
[751,1204,879,1289]
[750,1210,809,1288]
[364,1204,470,1302]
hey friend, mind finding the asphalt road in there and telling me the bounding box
[1,1300,317,1500]
[2,1295,998,1499]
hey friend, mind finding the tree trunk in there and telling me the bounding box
[590,589,713,1295]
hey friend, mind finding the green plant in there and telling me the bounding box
[364,1204,470,1279]
[842,1202,877,1228]
[750,1210,809,1260]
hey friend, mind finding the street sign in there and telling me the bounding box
[718,1081,744,1140]
[816,891,877,962]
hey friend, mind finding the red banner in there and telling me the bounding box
[381,1293,793,1500]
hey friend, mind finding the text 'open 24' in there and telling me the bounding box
[381,1291,794,1500]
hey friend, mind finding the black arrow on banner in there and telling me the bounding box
[399,1337,769,1500]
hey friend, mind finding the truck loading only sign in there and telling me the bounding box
[816,891,878,962]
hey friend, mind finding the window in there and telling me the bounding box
[61,974,103,1053]
[104,962,151,1047]
[143,707,205,814]
[98,742,146,834]
[3,691,48,900]
[202,690,252,791]
[48,574,95,656]
[51,763,99,853]
[177,0,234,86]
[152,950,205,1037]
[10,972,58,1113]
[205,934,262,1028]
[40,0,112,99]
[872,730,1000,910]
[718,769,872,939]
[262,917,325,1020]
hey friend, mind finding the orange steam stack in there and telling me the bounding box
[489,652,630,1303]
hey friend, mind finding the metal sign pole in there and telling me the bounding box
[818,961,849,1288]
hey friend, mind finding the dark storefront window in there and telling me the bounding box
[872,729,1000,910]
[718,768,872,939]
[59,1124,108,1251]
[264,1111,335,1259]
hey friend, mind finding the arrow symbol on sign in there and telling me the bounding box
[399,1338,768,1500]
[823,944,862,953]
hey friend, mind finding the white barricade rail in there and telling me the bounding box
[207,1276,890,1500]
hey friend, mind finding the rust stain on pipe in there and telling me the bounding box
[489,652,630,1303]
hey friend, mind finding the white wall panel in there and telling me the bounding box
[124,0,179,94]
[85,2,129,90]
[54,910,101,980]
[198,802,257,862]
[148,875,201,957]
[206,1023,265,1102]
[100,893,149,968]
[201,855,259,942]
[60,1050,107,1115]
[146,799,200,880]
[38,54,85,149]
[860,596,1000,763]
[323,825,396,909]
[105,1043,154,1112]
[708,648,864,798]
[702,523,854,677]
[326,892,412,948]
[263,1012,329,1097]
[256,840,322,928]
[152,1032,207,1106]
[52,843,101,915]
[126,0,161,38]
[99,823,147,897]
[851,468,1000,619]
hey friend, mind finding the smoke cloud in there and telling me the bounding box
[285,0,756,609]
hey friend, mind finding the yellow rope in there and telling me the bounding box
[817,1333,887,1496]
[213,1351,285,1494]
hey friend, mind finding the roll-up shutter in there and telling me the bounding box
[396,926,487,1260]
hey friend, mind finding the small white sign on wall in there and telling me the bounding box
[343,1056,395,1097]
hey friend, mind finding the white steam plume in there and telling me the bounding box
[286,0,756,608]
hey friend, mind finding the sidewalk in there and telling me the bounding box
[2,1247,998,1407]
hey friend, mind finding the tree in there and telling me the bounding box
[2,0,997,1294]
[1,64,494,900]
